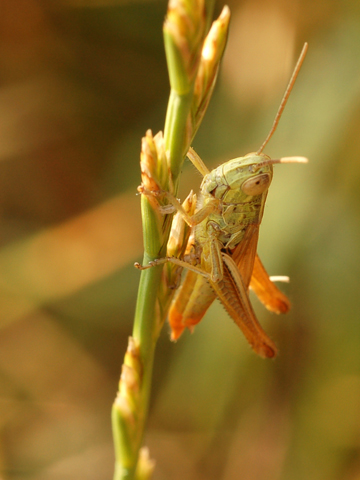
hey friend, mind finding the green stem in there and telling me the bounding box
[164,89,194,180]
[113,86,193,478]
[113,90,194,480]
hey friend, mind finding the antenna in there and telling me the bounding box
[254,156,308,171]
[257,42,308,155]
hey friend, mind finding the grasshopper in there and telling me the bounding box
[136,43,308,358]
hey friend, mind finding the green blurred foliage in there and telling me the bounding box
[1,0,360,479]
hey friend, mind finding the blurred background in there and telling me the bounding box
[1,0,360,479]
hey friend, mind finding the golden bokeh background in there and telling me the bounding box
[1,0,360,479]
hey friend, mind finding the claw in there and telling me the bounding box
[134,261,155,270]
[134,259,166,271]
[137,184,165,197]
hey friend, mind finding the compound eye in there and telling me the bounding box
[241,173,271,196]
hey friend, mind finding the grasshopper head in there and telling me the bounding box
[222,153,273,198]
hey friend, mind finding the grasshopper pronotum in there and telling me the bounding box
[136,43,308,358]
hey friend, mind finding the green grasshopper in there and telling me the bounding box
[136,43,308,358]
